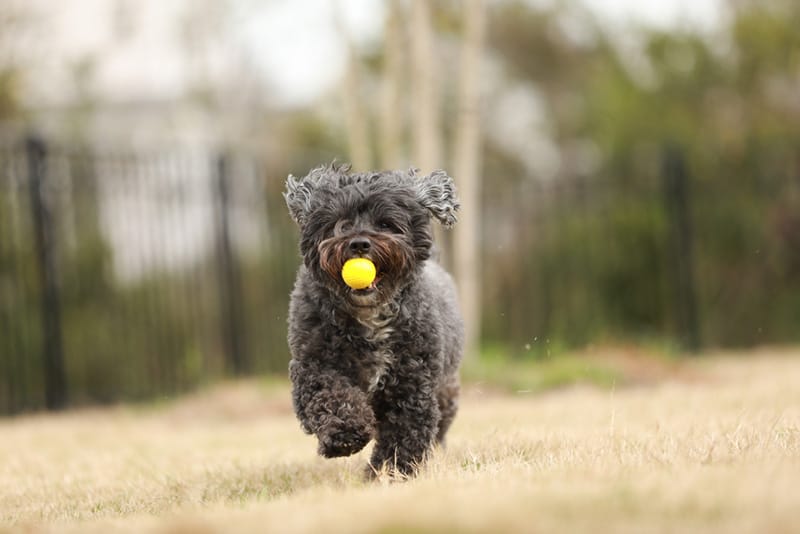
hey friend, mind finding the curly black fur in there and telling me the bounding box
[285,163,464,477]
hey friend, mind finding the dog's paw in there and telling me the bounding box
[317,422,373,458]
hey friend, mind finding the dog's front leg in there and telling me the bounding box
[368,368,442,477]
[289,358,376,458]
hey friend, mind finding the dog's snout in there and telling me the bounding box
[348,236,372,255]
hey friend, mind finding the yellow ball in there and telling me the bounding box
[341,258,377,289]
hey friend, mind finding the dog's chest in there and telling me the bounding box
[355,311,395,393]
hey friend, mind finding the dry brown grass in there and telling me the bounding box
[1,349,799,533]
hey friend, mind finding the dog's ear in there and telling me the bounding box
[284,174,316,226]
[414,170,460,227]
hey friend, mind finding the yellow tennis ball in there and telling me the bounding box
[341,258,377,289]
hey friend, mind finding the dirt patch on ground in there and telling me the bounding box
[575,345,704,385]
[162,380,293,423]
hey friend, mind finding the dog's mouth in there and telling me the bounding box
[350,271,384,295]
[347,270,386,308]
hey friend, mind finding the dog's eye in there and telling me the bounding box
[334,220,353,235]
[377,221,398,233]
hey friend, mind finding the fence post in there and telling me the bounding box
[662,143,701,353]
[214,152,248,375]
[26,135,68,409]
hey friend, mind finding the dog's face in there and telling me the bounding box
[285,164,459,308]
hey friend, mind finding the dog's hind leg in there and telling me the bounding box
[435,375,460,447]
[368,372,442,477]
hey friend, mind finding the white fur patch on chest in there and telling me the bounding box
[356,308,396,393]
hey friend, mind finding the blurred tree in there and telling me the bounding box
[453,0,486,361]
[0,70,17,121]
[379,0,405,169]
[409,0,451,266]
[0,3,29,121]
[410,0,444,173]
[336,3,372,171]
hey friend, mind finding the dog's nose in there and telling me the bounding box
[348,236,372,254]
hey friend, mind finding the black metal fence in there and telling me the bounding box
[480,142,800,356]
[1,136,298,414]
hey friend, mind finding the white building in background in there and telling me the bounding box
[6,0,276,283]
[14,0,269,147]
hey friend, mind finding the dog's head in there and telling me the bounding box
[285,163,459,308]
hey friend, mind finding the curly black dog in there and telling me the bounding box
[284,163,464,478]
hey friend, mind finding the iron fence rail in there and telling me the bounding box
[0,137,297,414]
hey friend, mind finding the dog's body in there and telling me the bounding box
[285,163,463,477]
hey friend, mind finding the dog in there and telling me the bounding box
[284,163,464,478]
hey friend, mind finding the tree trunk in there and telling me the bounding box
[409,0,442,172]
[453,0,486,361]
[409,0,450,265]
[379,0,404,170]
[336,5,371,171]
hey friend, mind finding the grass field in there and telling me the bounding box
[1,349,799,533]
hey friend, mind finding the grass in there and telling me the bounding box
[1,348,799,533]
